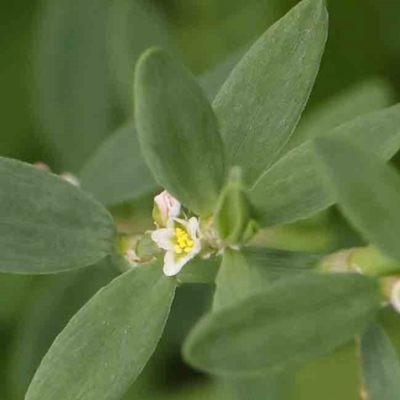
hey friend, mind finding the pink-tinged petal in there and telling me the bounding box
[154,191,181,226]
[151,229,175,251]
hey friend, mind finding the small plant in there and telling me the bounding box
[1,0,400,399]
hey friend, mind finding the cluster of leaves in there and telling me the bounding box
[2,0,400,399]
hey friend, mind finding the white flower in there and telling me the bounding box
[391,279,400,313]
[151,217,201,276]
[153,190,181,227]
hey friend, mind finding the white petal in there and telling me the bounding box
[163,251,185,276]
[163,249,197,276]
[151,229,175,251]
[187,217,199,238]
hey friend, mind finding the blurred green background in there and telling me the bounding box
[1,0,400,399]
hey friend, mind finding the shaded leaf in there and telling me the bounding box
[177,257,220,285]
[108,0,177,112]
[360,323,400,400]
[314,135,400,261]
[26,260,176,400]
[0,157,115,273]
[7,260,117,400]
[183,273,380,377]
[284,77,395,152]
[135,48,225,216]
[250,104,400,227]
[33,0,117,171]
[80,122,158,207]
[213,247,318,310]
[213,0,328,186]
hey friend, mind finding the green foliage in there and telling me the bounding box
[33,0,117,172]
[250,104,400,227]
[26,261,176,400]
[3,0,400,398]
[213,0,328,186]
[135,48,225,216]
[7,260,117,399]
[360,323,400,400]
[183,273,380,377]
[314,135,400,261]
[0,158,116,273]
[80,122,158,208]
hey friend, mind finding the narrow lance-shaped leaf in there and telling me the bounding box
[314,135,400,262]
[359,323,400,400]
[79,121,158,207]
[0,157,116,274]
[250,104,400,227]
[26,260,177,400]
[135,48,225,216]
[183,273,380,377]
[213,0,328,186]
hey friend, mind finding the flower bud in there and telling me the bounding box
[152,190,181,227]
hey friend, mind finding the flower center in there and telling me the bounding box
[174,227,194,254]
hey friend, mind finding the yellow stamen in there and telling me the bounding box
[174,227,194,254]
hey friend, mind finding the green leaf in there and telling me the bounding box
[108,0,177,113]
[213,247,318,310]
[26,260,176,400]
[283,77,395,153]
[360,323,400,400]
[33,0,117,172]
[213,0,328,186]
[80,122,158,207]
[177,257,220,285]
[198,45,249,101]
[250,104,400,227]
[222,373,294,400]
[0,157,116,274]
[7,260,117,400]
[183,273,380,377]
[135,48,225,216]
[314,135,400,261]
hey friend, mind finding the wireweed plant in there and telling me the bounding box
[2,0,400,399]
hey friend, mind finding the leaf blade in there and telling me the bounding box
[79,121,158,207]
[250,104,400,227]
[25,261,176,400]
[0,157,116,273]
[314,135,400,261]
[183,273,380,377]
[135,48,225,216]
[360,323,400,400]
[214,0,328,186]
